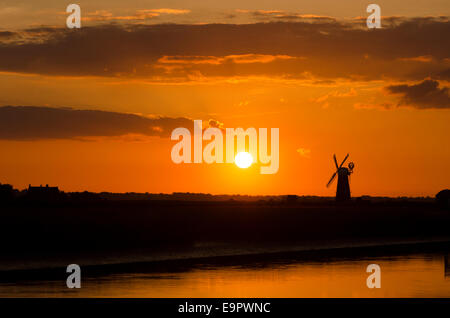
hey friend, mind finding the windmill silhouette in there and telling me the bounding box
[326,153,355,201]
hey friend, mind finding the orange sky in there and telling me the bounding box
[0,1,449,196]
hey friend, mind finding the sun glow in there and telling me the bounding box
[235,152,253,169]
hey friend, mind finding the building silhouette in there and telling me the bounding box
[0,183,14,201]
[26,184,61,202]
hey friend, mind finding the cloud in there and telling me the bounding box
[397,55,434,63]
[314,88,357,103]
[296,148,311,158]
[385,79,450,109]
[148,9,190,15]
[83,8,190,22]
[0,31,16,38]
[353,102,393,110]
[208,119,224,129]
[157,54,296,65]
[0,17,448,82]
[236,9,336,22]
[0,106,194,140]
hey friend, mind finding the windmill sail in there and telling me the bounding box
[339,153,349,168]
[326,172,337,188]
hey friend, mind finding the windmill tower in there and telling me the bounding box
[326,154,355,201]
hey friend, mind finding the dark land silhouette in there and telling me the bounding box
[0,182,449,271]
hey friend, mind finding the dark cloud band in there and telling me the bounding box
[385,79,450,109]
[0,17,448,81]
[0,106,193,140]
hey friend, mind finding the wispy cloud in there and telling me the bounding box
[83,8,190,22]
[296,148,311,158]
[157,54,297,65]
[397,55,434,63]
[235,9,336,22]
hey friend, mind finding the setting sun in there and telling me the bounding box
[235,152,253,169]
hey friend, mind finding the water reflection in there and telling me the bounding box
[1,245,450,298]
[445,255,450,278]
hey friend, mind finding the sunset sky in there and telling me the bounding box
[0,0,449,196]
